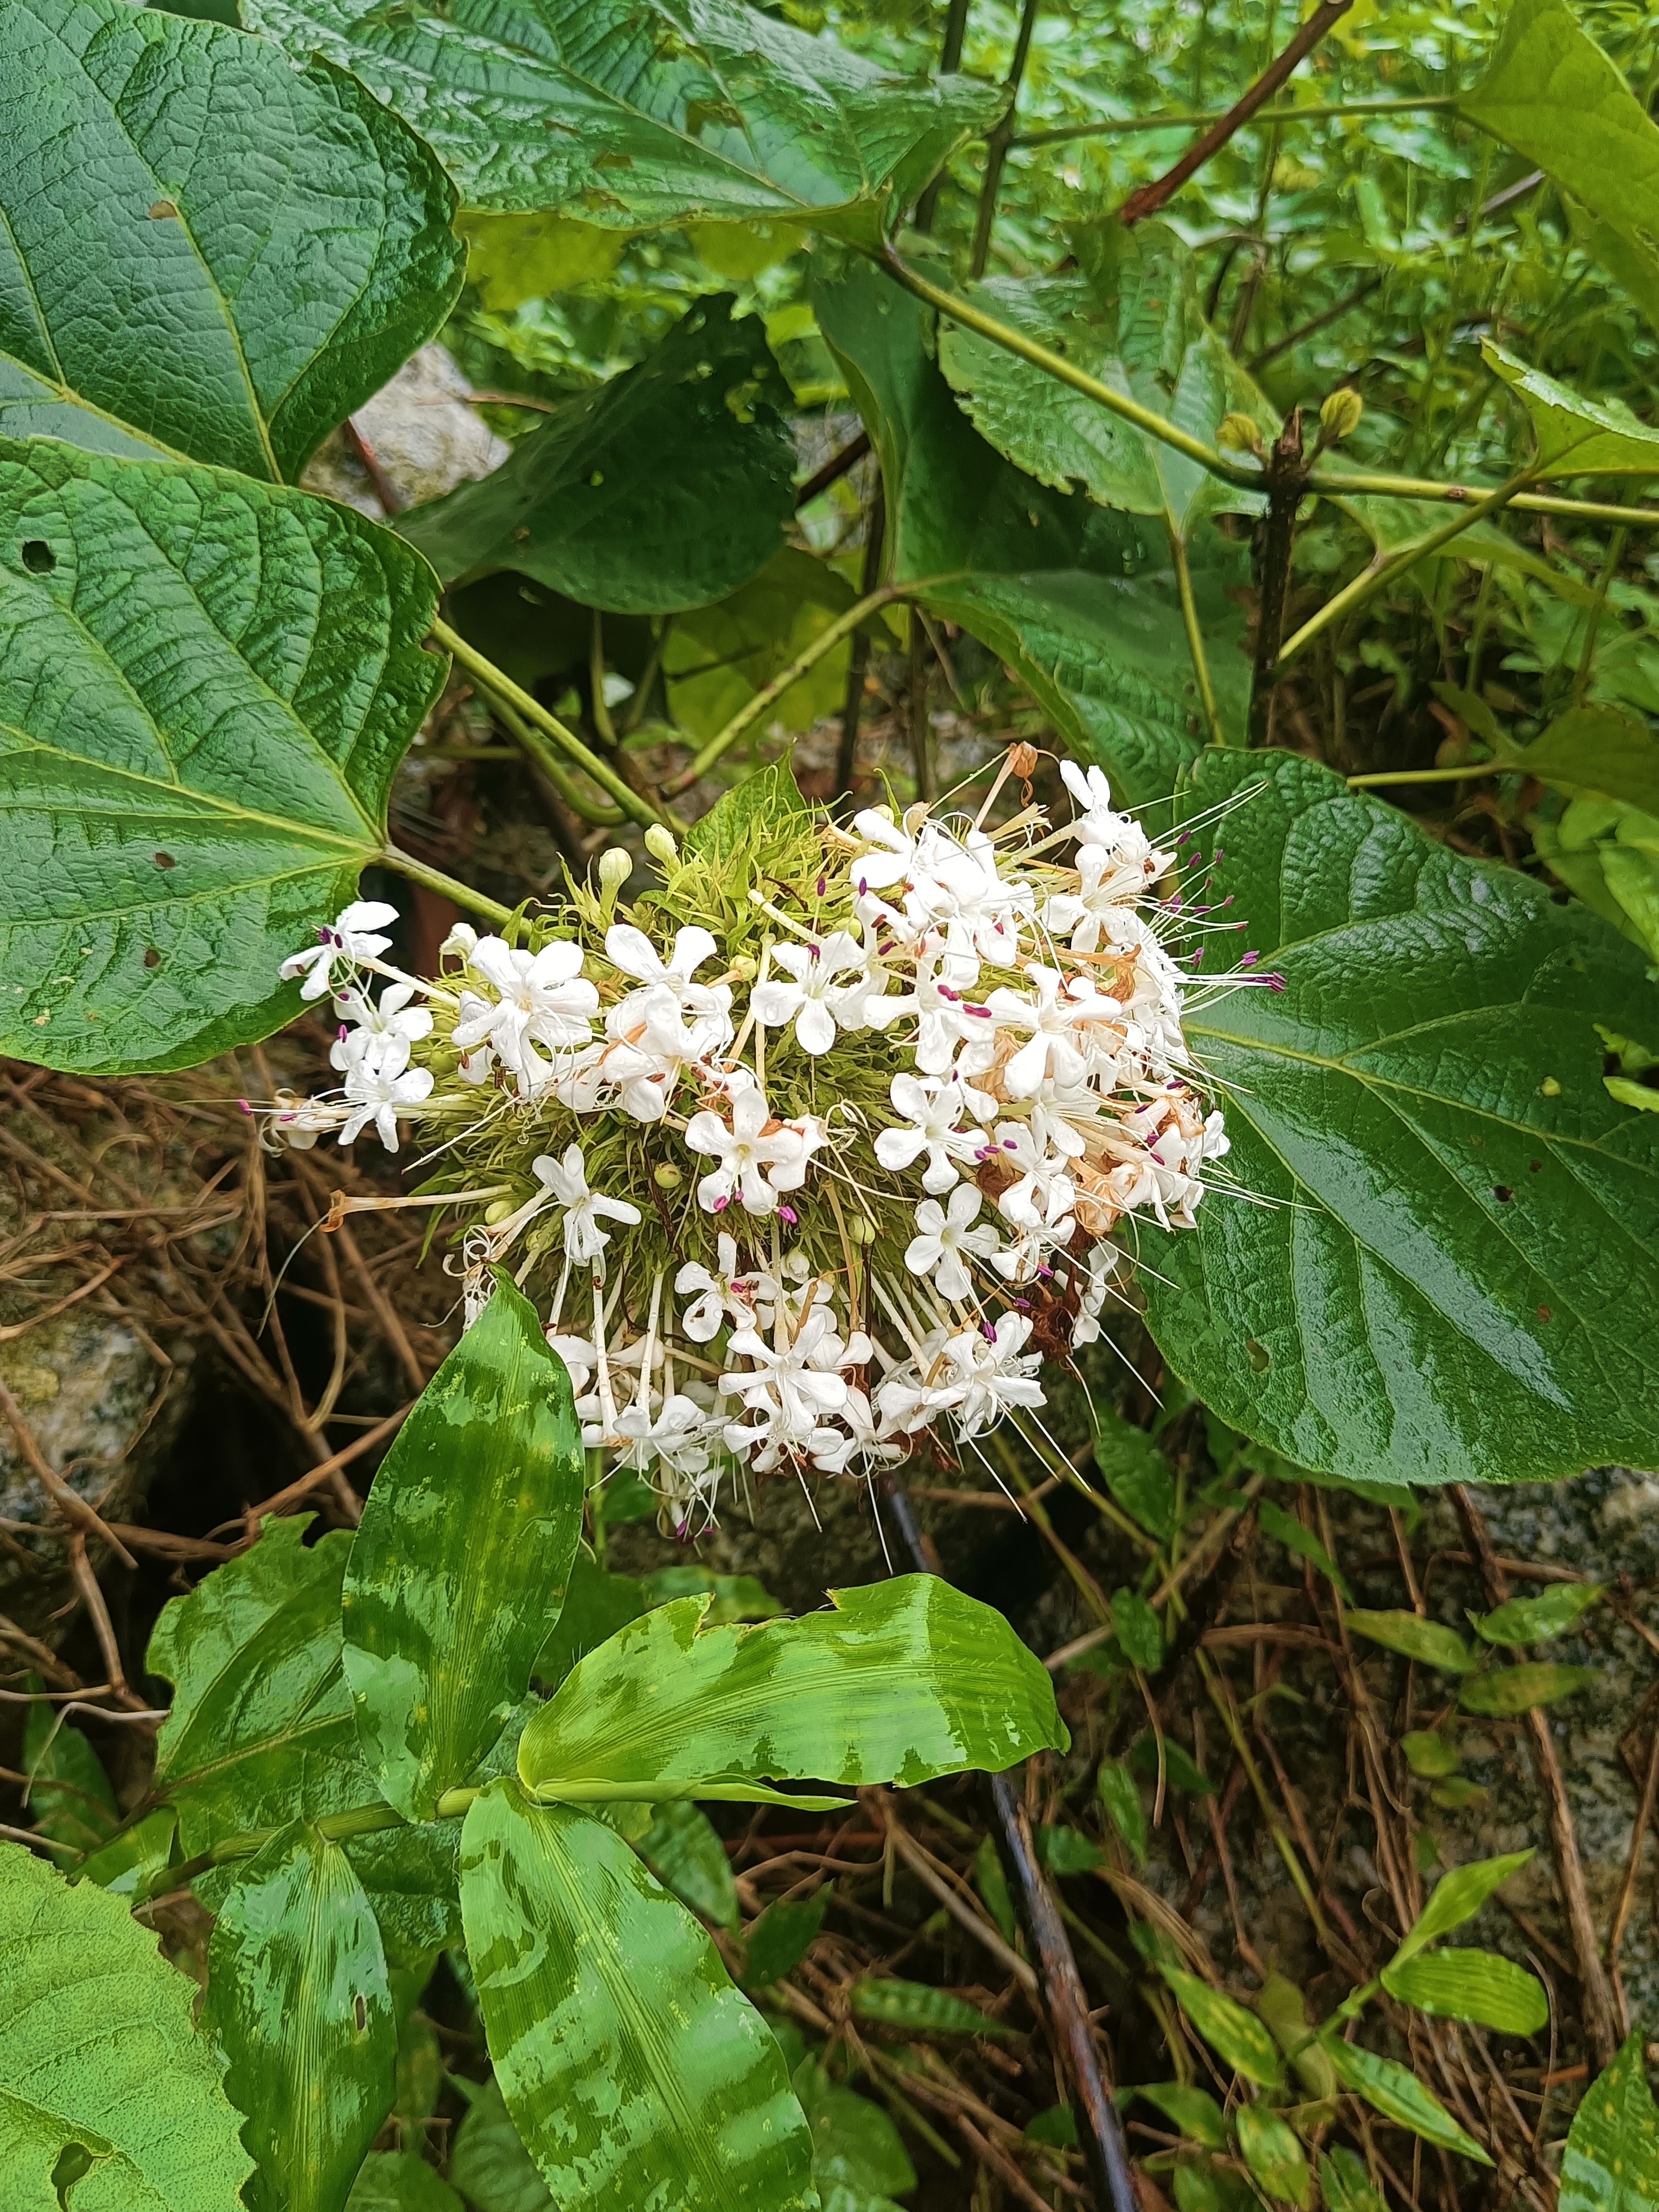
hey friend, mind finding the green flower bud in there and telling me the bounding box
[653,1162,684,1189]
[1319,387,1364,444]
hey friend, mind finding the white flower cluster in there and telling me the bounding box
[266,763,1253,1535]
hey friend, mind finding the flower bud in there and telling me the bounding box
[597,847,633,891]
[730,954,758,982]
[653,1162,684,1189]
[1216,412,1265,458]
[644,824,678,866]
[483,1197,516,1225]
[438,921,478,961]
[847,1213,875,1245]
[1319,387,1364,445]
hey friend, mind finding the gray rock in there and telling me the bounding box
[299,343,509,519]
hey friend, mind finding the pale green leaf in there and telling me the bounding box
[1561,2032,1659,2212]
[1257,1971,1338,2101]
[1139,748,1659,1486]
[1458,1663,1598,1716]
[0,1839,253,2208]
[0,0,461,480]
[343,1279,585,1823]
[1484,342,1659,482]
[1390,1850,1534,1970]
[517,1577,1066,1798]
[459,1780,815,2212]
[1321,2037,1492,2163]
[0,438,444,1073]
[458,212,625,311]
[241,0,1000,234]
[1318,2147,1386,2212]
[1400,1732,1461,1779]
[1345,1611,1479,1674]
[1381,1948,1548,2034]
[1156,1965,1282,2088]
[79,1807,179,1901]
[346,2152,466,2212]
[1236,2104,1310,2207]
[1098,1760,1147,1866]
[399,299,793,613]
[1473,1581,1604,1644]
[1137,2082,1227,2150]
[665,548,883,744]
[205,1824,396,2212]
[849,1978,1015,2038]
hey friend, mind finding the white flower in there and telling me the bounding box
[330,981,433,1071]
[849,807,927,896]
[598,983,731,1120]
[605,923,727,1016]
[338,1031,433,1151]
[438,921,479,962]
[903,825,1032,968]
[807,1388,903,1477]
[906,950,996,1076]
[905,1185,1002,1301]
[988,1120,1077,1235]
[612,1393,719,1480]
[452,937,598,1088]
[532,1144,642,1266]
[280,901,399,1001]
[675,1233,745,1342]
[874,1072,987,1194]
[1060,761,1140,858]
[939,1313,1046,1437]
[684,1089,819,1215]
[1043,839,1168,954]
[546,1331,599,1398]
[752,932,867,1055]
[984,966,1126,1096]
[1070,1242,1127,1349]
[720,1309,867,1444]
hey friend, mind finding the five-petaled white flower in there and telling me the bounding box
[338,1031,433,1151]
[281,901,399,1001]
[939,1313,1046,1437]
[874,1072,987,1193]
[330,981,432,1070]
[904,1185,1002,1302]
[674,1232,747,1342]
[984,966,1125,1096]
[452,937,598,1087]
[752,932,870,1056]
[531,1144,642,1266]
[684,1089,819,1215]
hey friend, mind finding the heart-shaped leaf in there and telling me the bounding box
[0,437,444,1073]
[1137,748,1659,1485]
[459,1780,815,2212]
[0,0,461,480]
[242,0,1000,236]
[399,297,793,613]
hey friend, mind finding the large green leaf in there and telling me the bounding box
[343,1279,585,1823]
[1381,1949,1548,2035]
[1561,2033,1659,2212]
[0,0,461,480]
[0,1839,253,2206]
[0,438,444,1074]
[459,1780,816,2212]
[1137,748,1659,1485]
[22,1696,118,1857]
[148,1514,365,1857]
[1463,0,1659,323]
[936,222,1273,538]
[1483,343,1659,482]
[205,1824,396,2212]
[399,298,793,614]
[813,261,1214,807]
[240,0,999,233]
[517,1576,1066,1799]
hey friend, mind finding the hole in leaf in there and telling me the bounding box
[52,2141,96,2207]
[20,540,54,574]
[153,852,176,869]
[143,948,161,969]
[1245,1337,1270,1373]
[1492,1185,1514,1203]
[1537,1305,1552,1322]
[353,1993,368,2032]
[1528,1160,1542,1173]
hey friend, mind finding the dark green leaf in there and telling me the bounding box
[399,299,793,613]
[535,1551,649,1691]
[1037,1824,1106,1875]
[242,0,998,233]
[1318,2147,1387,2212]
[0,1839,253,2204]
[974,1832,1017,1945]
[1155,1966,1281,2088]
[636,1799,740,1932]
[1561,2032,1659,2212]
[1381,1949,1548,2034]
[599,1466,658,1525]
[642,1566,784,1625]
[1129,1733,1215,1795]
[793,2057,917,2202]
[21,1695,117,1856]
[1390,1850,1533,1968]
[346,2152,466,2212]
[745,1889,831,1987]
[1098,1760,1147,1866]
[149,1514,365,1856]
[0,438,444,1074]
[0,0,460,479]
[1463,0,1659,322]
[1458,1664,1598,1716]
[666,548,882,743]
[1400,1732,1462,1779]
[849,1978,1015,2039]
[1087,1409,1177,1540]
[1505,712,1659,818]
[1137,2082,1227,2150]
[517,1578,1066,1799]
[1344,1611,1478,1674]
[1139,748,1659,1485]
[449,2078,553,2212]
[78,1805,178,1899]
[1257,1500,1353,1602]
[206,1823,396,2212]
[1110,1587,1163,1671]
[1236,2104,1310,2207]
[344,1279,585,1823]
[1025,2104,1080,2149]
[1320,2037,1491,2163]
[344,1818,463,1970]
[459,1779,815,2212]
[1473,1581,1605,1645]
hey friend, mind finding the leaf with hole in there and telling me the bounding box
[0,0,461,479]
[343,1277,585,1822]
[1381,1948,1548,2034]
[398,299,794,614]
[0,438,445,1073]
[205,1823,396,2212]
[1137,748,1659,1485]
[0,1839,253,2207]
[517,1576,1066,1801]
[1458,1663,1598,1715]
[459,1779,815,2212]
[241,0,1000,236]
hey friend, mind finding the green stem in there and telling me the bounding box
[1309,469,1659,528]
[378,845,513,926]
[968,0,1043,277]
[432,616,666,831]
[1276,468,1540,671]
[1169,526,1226,745]
[587,1446,607,1569]
[493,695,625,828]
[1345,762,1493,788]
[665,582,909,795]
[1014,93,1459,149]
[1574,517,1628,705]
